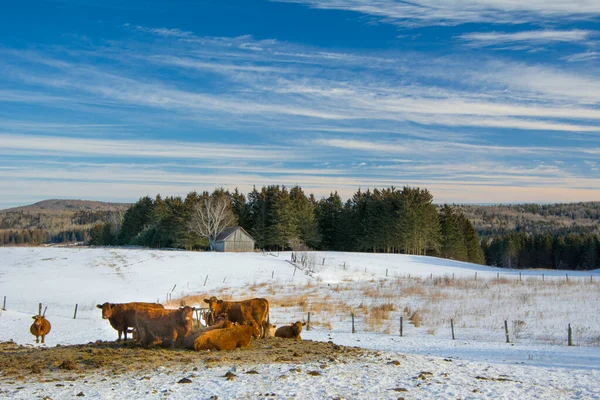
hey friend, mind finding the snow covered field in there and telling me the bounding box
[0,247,599,399]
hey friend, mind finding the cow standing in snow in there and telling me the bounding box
[30,315,51,344]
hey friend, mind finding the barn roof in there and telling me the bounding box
[215,226,254,242]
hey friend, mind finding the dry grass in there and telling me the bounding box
[173,273,600,345]
[409,311,422,328]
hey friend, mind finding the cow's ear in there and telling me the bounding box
[110,303,116,308]
[32,316,36,320]
[96,304,102,309]
[302,322,307,326]
[203,299,209,303]
[217,300,223,304]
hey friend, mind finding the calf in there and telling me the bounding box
[193,321,261,351]
[135,306,195,348]
[96,302,164,341]
[275,321,306,340]
[204,296,270,338]
[30,315,51,344]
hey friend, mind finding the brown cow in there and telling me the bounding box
[203,296,270,338]
[96,302,164,341]
[30,315,51,344]
[193,321,261,351]
[275,321,306,340]
[180,313,234,349]
[135,306,195,348]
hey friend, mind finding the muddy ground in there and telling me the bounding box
[0,338,374,383]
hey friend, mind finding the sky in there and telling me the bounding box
[0,0,599,209]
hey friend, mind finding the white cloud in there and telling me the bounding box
[273,0,600,26]
[563,51,600,62]
[459,30,594,47]
[0,134,298,161]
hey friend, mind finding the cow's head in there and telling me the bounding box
[203,296,222,312]
[178,306,195,333]
[96,302,115,319]
[292,321,306,335]
[245,321,261,339]
[31,315,45,326]
[267,324,277,337]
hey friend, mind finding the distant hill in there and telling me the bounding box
[2,199,131,212]
[0,199,131,245]
[459,201,600,239]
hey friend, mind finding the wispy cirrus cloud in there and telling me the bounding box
[272,0,600,27]
[458,29,595,48]
[563,51,600,62]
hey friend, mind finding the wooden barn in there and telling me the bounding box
[212,226,255,252]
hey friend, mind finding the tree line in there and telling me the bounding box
[482,232,600,271]
[88,185,485,265]
[0,228,90,245]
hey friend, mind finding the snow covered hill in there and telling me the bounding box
[0,247,598,399]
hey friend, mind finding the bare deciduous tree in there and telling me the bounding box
[187,196,236,250]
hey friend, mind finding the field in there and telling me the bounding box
[0,247,599,399]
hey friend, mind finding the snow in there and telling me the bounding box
[1,247,599,399]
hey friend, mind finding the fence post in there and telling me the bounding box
[519,272,522,282]
[386,269,388,277]
[400,316,403,337]
[322,258,325,265]
[272,271,274,279]
[542,273,544,282]
[504,320,510,343]
[430,273,433,280]
[307,312,311,331]
[223,277,226,283]
[497,272,499,281]
[2,296,5,311]
[475,272,477,281]
[351,312,356,334]
[73,304,78,319]
[204,275,209,286]
[452,273,455,280]
[566,273,569,282]
[38,303,42,316]
[171,284,177,292]
[451,319,455,340]
[568,324,573,346]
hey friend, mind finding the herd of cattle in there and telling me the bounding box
[29,296,306,351]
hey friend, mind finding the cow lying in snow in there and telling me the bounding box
[181,313,234,349]
[193,321,261,351]
[96,302,164,341]
[135,306,195,348]
[275,321,306,340]
[204,296,270,338]
[30,315,51,344]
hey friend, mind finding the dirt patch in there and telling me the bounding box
[0,338,369,383]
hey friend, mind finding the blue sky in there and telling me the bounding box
[1,0,599,209]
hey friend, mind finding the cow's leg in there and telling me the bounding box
[41,335,45,344]
[117,330,122,342]
[35,336,39,343]
[123,328,128,341]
